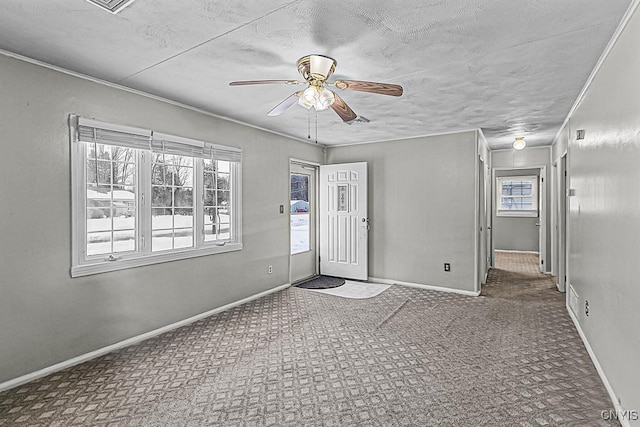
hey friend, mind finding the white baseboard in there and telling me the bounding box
[566,303,630,427]
[495,249,540,254]
[0,283,291,393]
[368,277,481,297]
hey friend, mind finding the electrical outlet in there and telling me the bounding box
[279,205,284,214]
[444,263,451,272]
[585,300,589,316]
[268,265,273,274]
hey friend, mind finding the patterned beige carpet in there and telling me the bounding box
[0,252,617,426]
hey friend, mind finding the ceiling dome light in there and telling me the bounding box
[315,88,336,111]
[298,87,319,110]
[513,137,526,150]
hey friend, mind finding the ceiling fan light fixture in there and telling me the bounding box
[298,87,319,110]
[513,137,527,150]
[315,88,335,111]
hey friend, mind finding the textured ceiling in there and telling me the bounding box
[0,0,633,148]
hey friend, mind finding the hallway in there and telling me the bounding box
[485,251,556,299]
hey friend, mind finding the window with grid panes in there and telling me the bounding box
[203,159,232,242]
[86,143,138,257]
[496,175,538,217]
[151,153,195,251]
[70,115,242,277]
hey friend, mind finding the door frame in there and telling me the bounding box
[556,152,568,291]
[538,166,547,273]
[551,160,558,277]
[490,165,548,272]
[288,158,320,284]
[475,154,489,293]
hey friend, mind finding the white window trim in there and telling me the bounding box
[496,175,538,218]
[70,115,242,278]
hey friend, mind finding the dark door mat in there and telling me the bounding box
[294,275,346,289]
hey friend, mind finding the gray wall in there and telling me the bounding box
[326,132,478,292]
[491,147,551,269]
[0,53,323,383]
[493,169,540,252]
[565,4,640,415]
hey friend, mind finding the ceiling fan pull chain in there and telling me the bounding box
[315,110,318,144]
[308,110,311,140]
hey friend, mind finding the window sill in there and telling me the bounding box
[496,211,538,218]
[291,249,312,255]
[71,243,242,278]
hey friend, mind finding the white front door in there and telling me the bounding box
[319,162,368,280]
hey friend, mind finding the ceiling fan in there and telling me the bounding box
[229,54,403,123]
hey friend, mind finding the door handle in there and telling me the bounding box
[535,223,541,227]
[362,217,370,230]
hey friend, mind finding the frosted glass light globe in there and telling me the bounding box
[298,87,318,110]
[315,88,336,111]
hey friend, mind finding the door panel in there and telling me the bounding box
[320,162,368,280]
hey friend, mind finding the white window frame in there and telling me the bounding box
[70,115,242,277]
[496,175,538,218]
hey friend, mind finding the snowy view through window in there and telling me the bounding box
[85,143,232,256]
[151,153,194,251]
[290,174,310,254]
[86,144,137,256]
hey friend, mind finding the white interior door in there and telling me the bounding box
[319,162,368,280]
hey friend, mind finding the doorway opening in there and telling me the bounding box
[491,166,548,274]
[555,154,568,292]
[290,161,369,286]
[289,161,318,284]
[477,155,489,292]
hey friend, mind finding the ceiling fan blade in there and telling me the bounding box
[267,91,303,116]
[334,80,403,97]
[331,92,358,122]
[229,80,302,86]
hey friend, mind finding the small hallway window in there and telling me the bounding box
[496,175,538,217]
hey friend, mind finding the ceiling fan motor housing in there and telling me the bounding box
[297,54,337,83]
